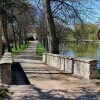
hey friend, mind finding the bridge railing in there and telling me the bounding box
[0,52,12,84]
[43,53,97,79]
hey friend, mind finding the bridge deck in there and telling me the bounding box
[9,41,100,100]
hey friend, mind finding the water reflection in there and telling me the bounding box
[95,48,100,69]
[65,48,100,60]
[65,48,100,69]
[60,42,100,68]
[66,49,74,57]
[94,48,100,60]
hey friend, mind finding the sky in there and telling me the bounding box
[29,0,100,24]
[87,0,100,24]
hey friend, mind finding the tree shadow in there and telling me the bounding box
[74,87,100,100]
[0,94,11,100]
[14,54,42,60]
[11,62,31,85]
[12,85,100,100]
[22,66,72,81]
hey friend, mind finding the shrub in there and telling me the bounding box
[0,84,8,97]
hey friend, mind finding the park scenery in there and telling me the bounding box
[0,0,100,100]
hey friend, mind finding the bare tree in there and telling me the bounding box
[42,0,59,54]
[38,0,93,54]
[0,17,2,58]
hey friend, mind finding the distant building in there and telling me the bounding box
[27,28,37,40]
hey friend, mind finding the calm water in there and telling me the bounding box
[59,42,100,68]
[64,49,100,60]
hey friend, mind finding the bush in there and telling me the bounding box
[0,85,8,97]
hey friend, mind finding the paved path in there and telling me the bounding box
[9,41,100,100]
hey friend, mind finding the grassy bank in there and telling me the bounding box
[12,43,30,55]
[36,42,45,56]
[97,69,100,79]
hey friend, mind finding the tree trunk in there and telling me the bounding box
[0,19,2,59]
[11,23,17,50]
[43,0,59,54]
[24,30,28,44]
[45,37,49,52]
[2,13,12,52]
[2,0,12,52]
[18,27,22,48]
[18,32,21,49]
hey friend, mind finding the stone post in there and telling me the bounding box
[73,58,97,79]
[1,64,12,84]
[43,53,47,63]
[0,52,12,84]
[89,60,97,79]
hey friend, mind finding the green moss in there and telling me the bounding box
[36,42,46,56]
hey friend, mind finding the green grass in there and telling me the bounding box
[36,42,46,56]
[12,43,30,56]
[97,69,100,79]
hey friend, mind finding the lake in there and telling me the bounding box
[59,41,100,68]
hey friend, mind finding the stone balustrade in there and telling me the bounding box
[0,52,12,84]
[43,53,97,79]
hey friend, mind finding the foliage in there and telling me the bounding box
[0,0,37,53]
[36,42,46,56]
[0,0,99,54]
[72,22,98,41]
[66,42,98,58]
[34,0,95,53]
[0,85,8,97]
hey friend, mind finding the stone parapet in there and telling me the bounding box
[43,53,97,79]
[73,58,97,79]
[0,52,12,84]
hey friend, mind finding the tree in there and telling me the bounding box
[73,22,98,41]
[38,0,92,54]
[0,17,2,58]
[0,0,37,52]
[11,0,37,48]
[42,0,59,54]
[2,0,12,52]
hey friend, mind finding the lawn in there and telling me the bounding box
[36,42,46,56]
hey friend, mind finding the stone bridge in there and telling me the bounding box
[0,41,100,100]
